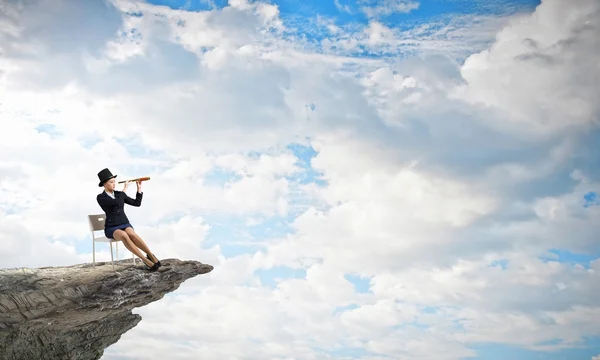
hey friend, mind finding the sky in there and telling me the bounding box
[0,0,599,359]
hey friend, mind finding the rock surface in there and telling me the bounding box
[0,258,213,360]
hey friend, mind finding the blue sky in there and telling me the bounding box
[145,0,542,61]
[3,0,600,359]
[176,2,593,358]
[147,0,540,21]
[71,1,598,358]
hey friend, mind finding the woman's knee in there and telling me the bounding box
[113,229,131,242]
[125,227,141,239]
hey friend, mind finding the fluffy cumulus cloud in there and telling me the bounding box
[1,0,599,359]
[454,0,600,136]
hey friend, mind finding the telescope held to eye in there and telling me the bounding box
[118,176,151,184]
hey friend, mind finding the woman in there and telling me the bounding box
[96,168,161,271]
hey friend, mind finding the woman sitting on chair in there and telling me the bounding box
[96,168,161,271]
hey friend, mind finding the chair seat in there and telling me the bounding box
[94,236,118,243]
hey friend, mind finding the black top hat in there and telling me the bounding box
[97,168,117,187]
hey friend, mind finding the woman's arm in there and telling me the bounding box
[124,191,143,207]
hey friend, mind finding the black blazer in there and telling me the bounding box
[96,190,143,228]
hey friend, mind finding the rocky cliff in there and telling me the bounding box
[0,258,213,360]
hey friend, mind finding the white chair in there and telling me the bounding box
[88,214,136,270]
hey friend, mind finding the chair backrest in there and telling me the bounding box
[88,214,106,232]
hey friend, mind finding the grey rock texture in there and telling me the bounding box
[0,258,213,360]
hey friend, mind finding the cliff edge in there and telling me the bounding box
[0,258,213,360]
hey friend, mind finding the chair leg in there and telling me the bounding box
[116,242,119,262]
[110,242,115,270]
[93,239,96,266]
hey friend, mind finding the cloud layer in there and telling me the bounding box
[1,0,599,359]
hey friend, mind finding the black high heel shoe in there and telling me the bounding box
[146,261,160,272]
[147,254,161,267]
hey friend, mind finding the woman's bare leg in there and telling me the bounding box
[113,229,154,267]
[124,227,159,263]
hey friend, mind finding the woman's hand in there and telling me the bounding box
[122,180,130,192]
[136,179,142,193]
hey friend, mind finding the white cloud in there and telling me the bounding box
[1,0,599,359]
[453,0,600,136]
[360,0,420,18]
[316,13,517,62]
[334,0,352,14]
